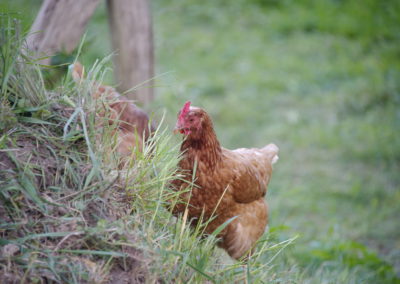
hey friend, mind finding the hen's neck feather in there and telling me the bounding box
[181,116,222,169]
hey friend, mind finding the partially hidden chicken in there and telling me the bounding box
[71,62,155,167]
[171,101,279,259]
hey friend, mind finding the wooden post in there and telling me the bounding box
[26,0,155,105]
[26,0,101,65]
[106,0,154,106]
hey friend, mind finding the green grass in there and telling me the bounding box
[1,0,400,282]
[152,0,400,282]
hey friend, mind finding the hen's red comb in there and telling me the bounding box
[179,101,191,121]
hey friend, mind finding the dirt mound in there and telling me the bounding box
[0,107,149,283]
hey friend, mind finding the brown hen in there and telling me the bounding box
[71,62,155,167]
[171,101,278,259]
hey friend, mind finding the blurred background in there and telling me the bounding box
[2,0,399,282]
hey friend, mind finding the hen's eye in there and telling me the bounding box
[189,118,194,122]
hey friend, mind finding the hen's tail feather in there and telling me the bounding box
[262,143,279,164]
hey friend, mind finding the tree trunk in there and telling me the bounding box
[26,0,101,64]
[106,0,154,106]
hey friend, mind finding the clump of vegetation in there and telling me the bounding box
[0,19,295,283]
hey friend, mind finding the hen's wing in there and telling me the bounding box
[226,143,278,203]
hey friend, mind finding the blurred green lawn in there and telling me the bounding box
[2,0,399,282]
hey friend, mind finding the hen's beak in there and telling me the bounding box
[173,121,183,134]
[173,127,181,134]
